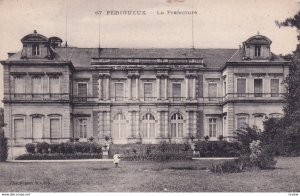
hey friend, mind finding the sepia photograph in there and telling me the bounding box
[0,0,299,194]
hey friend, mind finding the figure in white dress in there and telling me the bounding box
[113,152,121,168]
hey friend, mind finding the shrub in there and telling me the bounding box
[194,141,240,157]
[36,142,50,153]
[249,140,276,169]
[210,160,243,173]
[0,130,8,162]
[50,143,60,153]
[25,143,36,154]
[15,153,102,160]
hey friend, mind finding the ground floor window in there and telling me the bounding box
[14,118,25,143]
[142,113,155,138]
[32,115,43,141]
[50,117,61,139]
[78,119,87,139]
[237,116,247,129]
[208,118,217,138]
[112,113,126,139]
[170,113,184,138]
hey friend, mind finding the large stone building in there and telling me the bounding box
[1,31,289,155]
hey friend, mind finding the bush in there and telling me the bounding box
[210,160,243,173]
[0,130,8,162]
[122,153,192,162]
[194,141,240,157]
[25,143,36,154]
[50,143,60,153]
[15,153,102,160]
[36,142,50,153]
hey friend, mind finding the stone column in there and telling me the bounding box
[193,111,197,136]
[157,111,161,138]
[106,76,110,100]
[136,111,140,138]
[128,77,131,100]
[98,76,103,100]
[135,77,139,100]
[193,78,196,99]
[186,77,189,99]
[164,77,168,100]
[156,77,160,100]
[186,111,190,137]
[165,111,169,138]
[107,111,111,137]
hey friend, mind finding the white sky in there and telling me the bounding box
[0,0,299,106]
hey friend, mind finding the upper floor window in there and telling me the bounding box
[32,77,42,98]
[254,79,263,97]
[144,82,153,101]
[237,78,246,97]
[208,83,217,100]
[271,79,279,97]
[172,83,181,101]
[32,44,40,56]
[49,76,60,97]
[208,118,217,138]
[255,46,261,57]
[77,83,88,99]
[115,82,124,101]
[14,76,25,98]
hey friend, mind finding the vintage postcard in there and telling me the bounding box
[0,0,299,194]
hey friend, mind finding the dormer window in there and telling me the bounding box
[255,46,261,57]
[32,44,40,56]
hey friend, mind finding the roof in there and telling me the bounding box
[227,49,286,63]
[2,47,287,69]
[21,30,48,43]
[54,47,239,68]
[244,34,272,45]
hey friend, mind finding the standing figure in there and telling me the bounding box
[113,152,121,168]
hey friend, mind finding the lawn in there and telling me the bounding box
[0,157,299,192]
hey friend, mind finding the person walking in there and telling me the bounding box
[113,152,121,168]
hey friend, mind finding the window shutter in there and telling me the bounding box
[198,74,203,97]
[172,83,181,98]
[115,83,124,100]
[50,118,60,138]
[271,79,279,97]
[237,79,246,94]
[92,74,99,97]
[144,83,153,100]
[78,83,87,97]
[208,83,217,97]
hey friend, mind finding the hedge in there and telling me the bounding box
[25,142,102,154]
[194,141,240,157]
[122,153,192,161]
[15,153,102,160]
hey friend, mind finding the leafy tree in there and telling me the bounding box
[269,11,300,155]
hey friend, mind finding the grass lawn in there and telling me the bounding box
[0,157,299,192]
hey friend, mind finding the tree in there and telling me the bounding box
[269,11,300,155]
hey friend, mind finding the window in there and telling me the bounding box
[237,117,247,129]
[112,113,126,139]
[188,79,193,98]
[208,118,217,138]
[14,76,25,99]
[255,46,261,57]
[254,79,263,97]
[170,113,184,138]
[172,83,181,101]
[32,116,43,141]
[208,83,217,100]
[78,83,87,100]
[271,79,279,97]
[32,77,42,98]
[142,113,155,138]
[237,78,246,97]
[50,118,61,140]
[254,115,264,131]
[115,83,124,101]
[32,44,40,56]
[78,119,87,139]
[144,83,153,101]
[49,76,60,98]
[14,118,25,144]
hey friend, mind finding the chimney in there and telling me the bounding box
[7,52,16,57]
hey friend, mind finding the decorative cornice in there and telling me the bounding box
[251,73,266,77]
[234,73,250,77]
[74,78,90,82]
[268,73,283,78]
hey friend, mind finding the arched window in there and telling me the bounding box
[112,113,126,139]
[142,113,155,138]
[170,113,184,138]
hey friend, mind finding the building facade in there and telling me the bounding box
[1,31,289,154]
